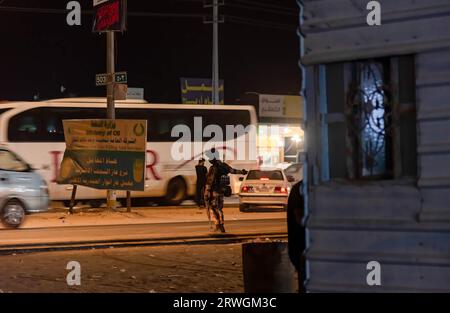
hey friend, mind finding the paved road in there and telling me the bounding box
[0,218,286,248]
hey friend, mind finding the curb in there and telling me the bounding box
[47,202,239,214]
[0,233,287,255]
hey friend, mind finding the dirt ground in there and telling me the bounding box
[0,244,246,293]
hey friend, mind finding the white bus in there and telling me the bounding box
[0,98,258,206]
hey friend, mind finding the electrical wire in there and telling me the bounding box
[234,0,297,12]
[0,6,202,19]
[172,0,296,15]
[227,3,297,16]
[0,6,297,31]
[227,15,296,31]
[174,0,297,11]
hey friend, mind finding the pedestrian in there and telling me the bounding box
[204,148,248,233]
[195,158,208,207]
[287,180,306,293]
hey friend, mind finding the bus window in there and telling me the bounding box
[44,112,66,142]
[116,108,194,143]
[7,106,251,143]
[200,109,251,142]
[116,108,155,142]
[8,107,106,142]
[41,107,104,142]
[8,110,41,142]
[153,110,194,142]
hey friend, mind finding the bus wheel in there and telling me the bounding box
[88,200,103,209]
[164,177,187,206]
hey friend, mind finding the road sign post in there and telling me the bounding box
[93,0,127,211]
[69,185,78,215]
[64,0,129,213]
[106,31,116,211]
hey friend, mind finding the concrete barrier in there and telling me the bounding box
[242,241,297,293]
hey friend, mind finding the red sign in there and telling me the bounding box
[93,0,126,33]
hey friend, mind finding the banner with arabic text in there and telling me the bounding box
[180,78,224,104]
[58,119,147,191]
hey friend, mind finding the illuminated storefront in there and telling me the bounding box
[256,94,304,167]
[258,124,304,166]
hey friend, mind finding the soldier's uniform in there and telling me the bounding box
[204,157,247,233]
[204,165,225,230]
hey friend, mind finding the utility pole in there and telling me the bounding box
[93,0,127,212]
[204,0,224,105]
[106,31,117,211]
[107,32,116,120]
[212,0,219,105]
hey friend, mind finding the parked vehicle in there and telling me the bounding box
[239,169,291,212]
[0,147,49,228]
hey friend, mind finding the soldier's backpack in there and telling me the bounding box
[213,162,232,197]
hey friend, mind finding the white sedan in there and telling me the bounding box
[239,169,294,212]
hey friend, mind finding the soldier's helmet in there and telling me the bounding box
[205,148,220,163]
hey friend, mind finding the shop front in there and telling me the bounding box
[257,94,304,167]
[258,124,304,167]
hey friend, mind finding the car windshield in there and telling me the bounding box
[247,170,284,181]
[0,150,29,172]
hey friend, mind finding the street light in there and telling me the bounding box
[292,135,302,143]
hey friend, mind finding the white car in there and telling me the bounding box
[239,169,293,212]
[0,147,49,228]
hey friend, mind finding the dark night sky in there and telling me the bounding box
[0,0,300,104]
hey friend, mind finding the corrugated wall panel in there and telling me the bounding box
[303,0,450,30]
[416,49,450,124]
[420,188,450,222]
[416,49,450,87]
[301,0,450,64]
[309,184,421,223]
[419,120,450,152]
[301,1,450,293]
[308,261,450,292]
[417,86,450,121]
[416,48,450,222]
[420,154,450,182]
[308,229,450,264]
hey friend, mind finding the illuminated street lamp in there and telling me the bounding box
[292,135,302,143]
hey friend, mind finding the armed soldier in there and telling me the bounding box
[204,148,248,233]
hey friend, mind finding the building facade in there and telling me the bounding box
[237,93,305,167]
[257,94,304,166]
[298,0,450,292]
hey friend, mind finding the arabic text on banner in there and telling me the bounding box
[58,119,147,191]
